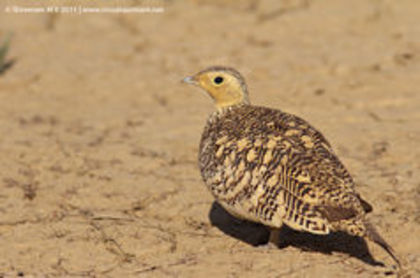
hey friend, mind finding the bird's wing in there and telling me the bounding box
[259,109,372,232]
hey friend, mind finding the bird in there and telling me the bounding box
[182,66,400,267]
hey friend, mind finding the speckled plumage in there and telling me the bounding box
[184,66,400,266]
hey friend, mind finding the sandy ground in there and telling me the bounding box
[0,0,419,277]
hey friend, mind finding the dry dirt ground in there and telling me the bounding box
[0,0,419,277]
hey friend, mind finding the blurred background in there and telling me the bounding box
[0,0,419,277]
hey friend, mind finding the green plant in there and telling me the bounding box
[0,33,14,74]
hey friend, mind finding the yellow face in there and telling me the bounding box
[183,67,250,109]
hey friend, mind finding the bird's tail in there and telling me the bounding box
[363,220,401,267]
[332,218,400,267]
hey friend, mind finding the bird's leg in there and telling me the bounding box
[259,228,281,249]
[260,225,294,249]
[268,228,281,248]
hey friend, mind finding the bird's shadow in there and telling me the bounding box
[209,201,384,267]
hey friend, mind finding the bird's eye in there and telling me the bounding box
[213,76,224,85]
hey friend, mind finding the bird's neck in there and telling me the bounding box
[212,89,250,110]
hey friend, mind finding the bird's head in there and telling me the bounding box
[183,66,250,109]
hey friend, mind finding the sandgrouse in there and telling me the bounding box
[183,66,400,267]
